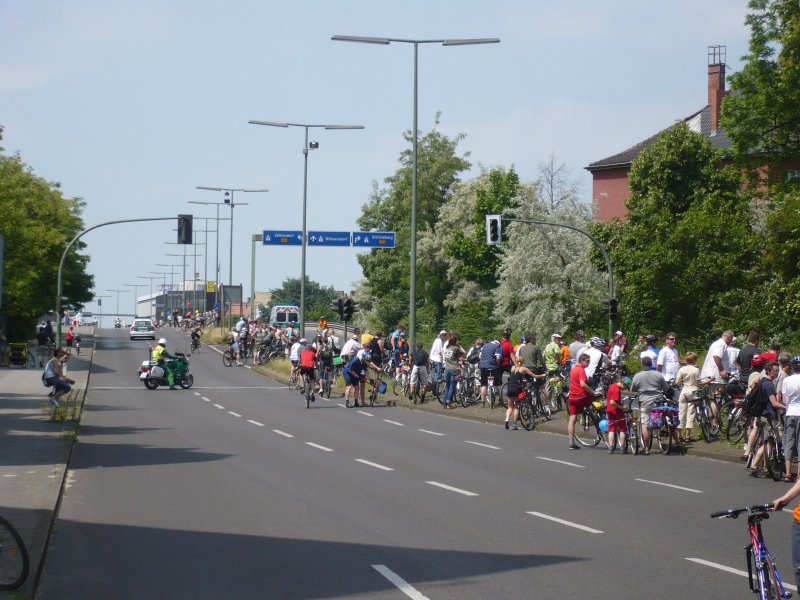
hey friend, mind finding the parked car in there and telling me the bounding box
[79,311,97,326]
[130,318,156,340]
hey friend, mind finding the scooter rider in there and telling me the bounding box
[152,338,177,389]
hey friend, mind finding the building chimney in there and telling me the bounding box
[708,45,727,135]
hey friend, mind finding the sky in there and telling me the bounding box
[1,0,752,318]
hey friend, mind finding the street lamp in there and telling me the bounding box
[248,120,364,333]
[195,187,268,289]
[332,34,499,349]
[105,288,130,321]
[122,283,145,317]
[94,294,111,328]
[166,251,200,315]
[188,199,230,311]
[250,233,262,320]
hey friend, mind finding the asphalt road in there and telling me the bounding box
[36,328,799,599]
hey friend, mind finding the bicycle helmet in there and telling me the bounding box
[750,355,767,370]
[362,351,372,361]
[792,355,800,371]
[589,336,605,348]
[158,338,167,345]
[645,334,657,345]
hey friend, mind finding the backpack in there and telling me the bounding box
[742,379,769,417]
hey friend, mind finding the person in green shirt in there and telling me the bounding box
[543,333,563,373]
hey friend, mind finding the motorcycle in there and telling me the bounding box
[114,318,122,329]
[138,352,193,390]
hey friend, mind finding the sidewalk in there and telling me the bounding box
[0,328,93,599]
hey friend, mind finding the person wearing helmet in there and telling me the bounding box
[228,328,242,366]
[152,337,178,388]
[640,335,658,370]
[585,337,611,386]
[606,375,630,453]
[675,352,703,443]
[298,341,317,402]
[343,349,376,408]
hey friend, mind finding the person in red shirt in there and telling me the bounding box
[568,353,596,449]
[299,344,317,402]
[606,376,630,454]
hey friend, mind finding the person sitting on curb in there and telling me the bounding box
[43,348,75,406]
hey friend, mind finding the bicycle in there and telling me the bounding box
[519,378,551,431]
[710,504,791,600]
[221,347,242,367]
[690,386,721,443]
[393,365,411,399]
[648,400,680,455]
[746,415,785,482]
[0,514,30,590]
[190,337,201,353]
[302,374,315,409]
[573,399,609,448]
[366,374,385,407]
[622,403,643,455]
[288,366,299,390]
[546,369,568,412]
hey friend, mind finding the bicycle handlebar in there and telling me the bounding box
[710,503,775,519]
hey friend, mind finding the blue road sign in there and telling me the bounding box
[352,231,396,248]
[263,230,303,246]
[308,231,351,246]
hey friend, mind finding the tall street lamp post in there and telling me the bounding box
[156,264,181,319]
[105,289,129,321]
[195,187,268,288]
[188,199,230,312]
[331,34,499,349]
[166,251,200,315]
[94,295,111,328]
[122,283,145,318]
[149,272,169,320]
[247,120,363,333]
[250,233,262,320]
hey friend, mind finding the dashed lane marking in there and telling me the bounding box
[372,565,430,600]
[384,419,404,427]
[228,411,242,418]
[306,442,333,452]
[418,429,444,436]
[201,397,210,402]
[273,430,294,438]
[357,411,374,417]
[355,459,394,471]
[536,456,585,469]
[464,441,500,450]
[213,404,225,410]
[685,558,798,591]
[426,481,478,497]
[247,420,265,427]
[635,478,703,494]
[526,511,603,534]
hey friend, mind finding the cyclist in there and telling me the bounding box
[298,341,316,401]
[568,352,596,449]
[505,362,525,430]
[586,336,611,388]
[393,333,410,381]
[228,328,242,366]
[314,334,334,394]
[289,337,303,382]
[630,356,670,453]
[152,338,178,388]
[344,350,372,408]
[190,326,201,351]
[409,341,430,400]
[640,335,659,370]
[478,337,502,406]
[65,326,74,355]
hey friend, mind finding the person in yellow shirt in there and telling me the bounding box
[361,330,375,348]
[152,338,177,388]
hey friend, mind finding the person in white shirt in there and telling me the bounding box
[699,330,734,429]
[585,337,611,382]
[340,334,362,362]
[781,356,800,482]
[429,330,447,387]
[656,332,681,382]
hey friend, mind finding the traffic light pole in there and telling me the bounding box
[502,217,615,341]
[56,217,183,347]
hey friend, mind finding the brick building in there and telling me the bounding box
[586,46,733,222]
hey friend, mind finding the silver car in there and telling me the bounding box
[130,318,156,340]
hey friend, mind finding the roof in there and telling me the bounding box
[586,104,733,172]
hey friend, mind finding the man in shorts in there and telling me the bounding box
[630,356,669,453]
[409,342,430,400]
[568,353,596,449]
[298,342,316,402]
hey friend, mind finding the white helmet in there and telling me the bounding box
[158,338,167,345]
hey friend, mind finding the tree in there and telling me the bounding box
[356,115,471,333]
[721,0,800,173]
[268,276,337,322]
[0,151,94,338]
[590,123,757,338]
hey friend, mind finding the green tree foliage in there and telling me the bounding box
[722,0,800,171]
[356,115,471,333]
[0,150,94,338]
[590,124,757,339]
[268,276,337,321]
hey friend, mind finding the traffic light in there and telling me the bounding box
[343,297,356,321]
[485,214,501,245]
[609,298,619,321]
[178,214,193,244]
[330,297,345,320]
[97,298,102,307]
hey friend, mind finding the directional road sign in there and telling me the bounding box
[308,231,351,247]
[263,230,303,246]
[351,231,396,248]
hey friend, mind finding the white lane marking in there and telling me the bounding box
[426,481,478,497]
[357,411,374,417]
[306,442,333,452]
[635,478,703,494]
[526,511,604,534]
[419,429,444,436]
[372,564,430,600]
[193,392,201,396]
[247,420,265,427]
[464,440,500,450]
[685,558,798,591]
[228,411,242,418]
[245,365,253,370]
[536,456,585,469]
[3,474,19,478]
[337,403,348,408]
[273,429,294,438]
[213,404,225,410]
[355,459,394,471]
[384,419,404,427]
[201,396,211,402]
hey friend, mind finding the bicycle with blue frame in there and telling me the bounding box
[710,504,791,600]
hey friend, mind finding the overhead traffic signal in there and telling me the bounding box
[342,297,357,321]
[178,214,193,244]
[485,214,501,245]
[609,298,619,321]
[330,297,345,320]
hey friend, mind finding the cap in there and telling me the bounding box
[551,333,562,339]
[351,334,358,339]
[439,330,447,335]
[299,338,307,343]
[399,332,406,338]
[615,330,623,335]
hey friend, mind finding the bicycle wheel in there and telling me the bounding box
[519,399,534,431]
[289,373,298,390]
[304,380,311,409]
[765,435,784,482]
[630,422,641,455]
[574,411,602,447]
[0,515,29,591]
[656,421,673,455]
[323,375,332,399]
[392,378,403,397]
[547,384,558,410]
[222,350,233,367]
[698,409,712,443]
[537,389,552,421]
[762,552,788,600]
[725,406,747,443]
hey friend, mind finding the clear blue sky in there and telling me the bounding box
[1,1,751,317]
